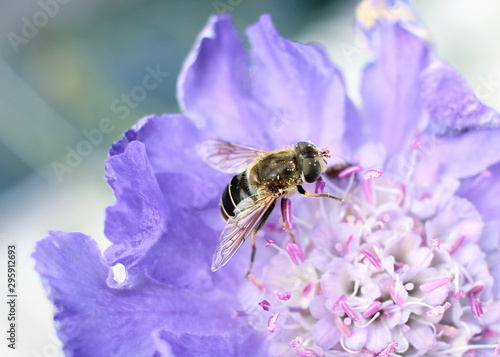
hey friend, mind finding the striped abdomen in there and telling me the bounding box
[220,171,257,220]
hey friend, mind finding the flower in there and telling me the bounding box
[33,1,500,356]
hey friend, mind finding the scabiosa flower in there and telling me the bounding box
[33,1,500,356]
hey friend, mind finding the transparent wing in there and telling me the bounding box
[198,140,267,173]
[211,193,277,272]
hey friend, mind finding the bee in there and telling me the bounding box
[201,140,343,276]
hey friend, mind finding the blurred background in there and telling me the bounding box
[0,0,499,355]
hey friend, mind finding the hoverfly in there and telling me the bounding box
[201,140,343,276]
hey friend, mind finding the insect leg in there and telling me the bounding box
[246,199,276,277]
[280,198,296,243]
[297,184,343,202]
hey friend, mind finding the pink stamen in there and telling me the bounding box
[340,299,360,322]
[426,302,451,319]
[248,274,267,292]
[388,286,405,307]
[335,316,351,337]
[360,249,382,271]
[286,243,305,265]
[282,198,293,229]
[420,193,432,200]
[315,178,326,193]
[399,184,406,207]
[259,300,271,311]
[411,137,420,150]
[277,291,291,301]
[331,294,347,311]
[471,298,483,319]
[302,281,314,298]
[450,289,464,300]
[430,239,441,249]
[265,239,274,247]
[402,324,411,333]
[468,285,483,298]
[446,235,465,255]
[289,339,301,350]
[268,312,280,332]
[364,169,383,180]
[419,277,450,293]
[345,234,354,255]
[376,340,398,357]
[264,224,284,232]
[363,169,383,204]
[338,164,363,178]
[344,317,352,326]
[362,301,383,318]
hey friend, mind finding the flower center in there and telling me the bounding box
[237,164,496,355]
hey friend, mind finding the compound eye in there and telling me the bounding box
[302,158,321,183]
[295,141,310,152]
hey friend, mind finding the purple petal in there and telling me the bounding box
[246,14,348,150]
[129,207,217,290]
[33,232,262,356]
[108,129,138,156]
[177,15,264,146]
[425,196,483,247]
[105,114,232,289]
[424,128,500,179]
[459,163,500,222]
[414,61,500,178]
[406,323,436,351]
[361,24,430,156]
[156,330,267,357]
[128,114,228,210]
[312,316,341,349]
[344,326,368,351]
[421,60,500,136]
[131,114,207,175]
[365,321,391,352]
[104,140,167,267]
[343,98,364,151]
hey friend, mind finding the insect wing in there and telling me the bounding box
[211,193,276,271]
[198,140,267,173]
